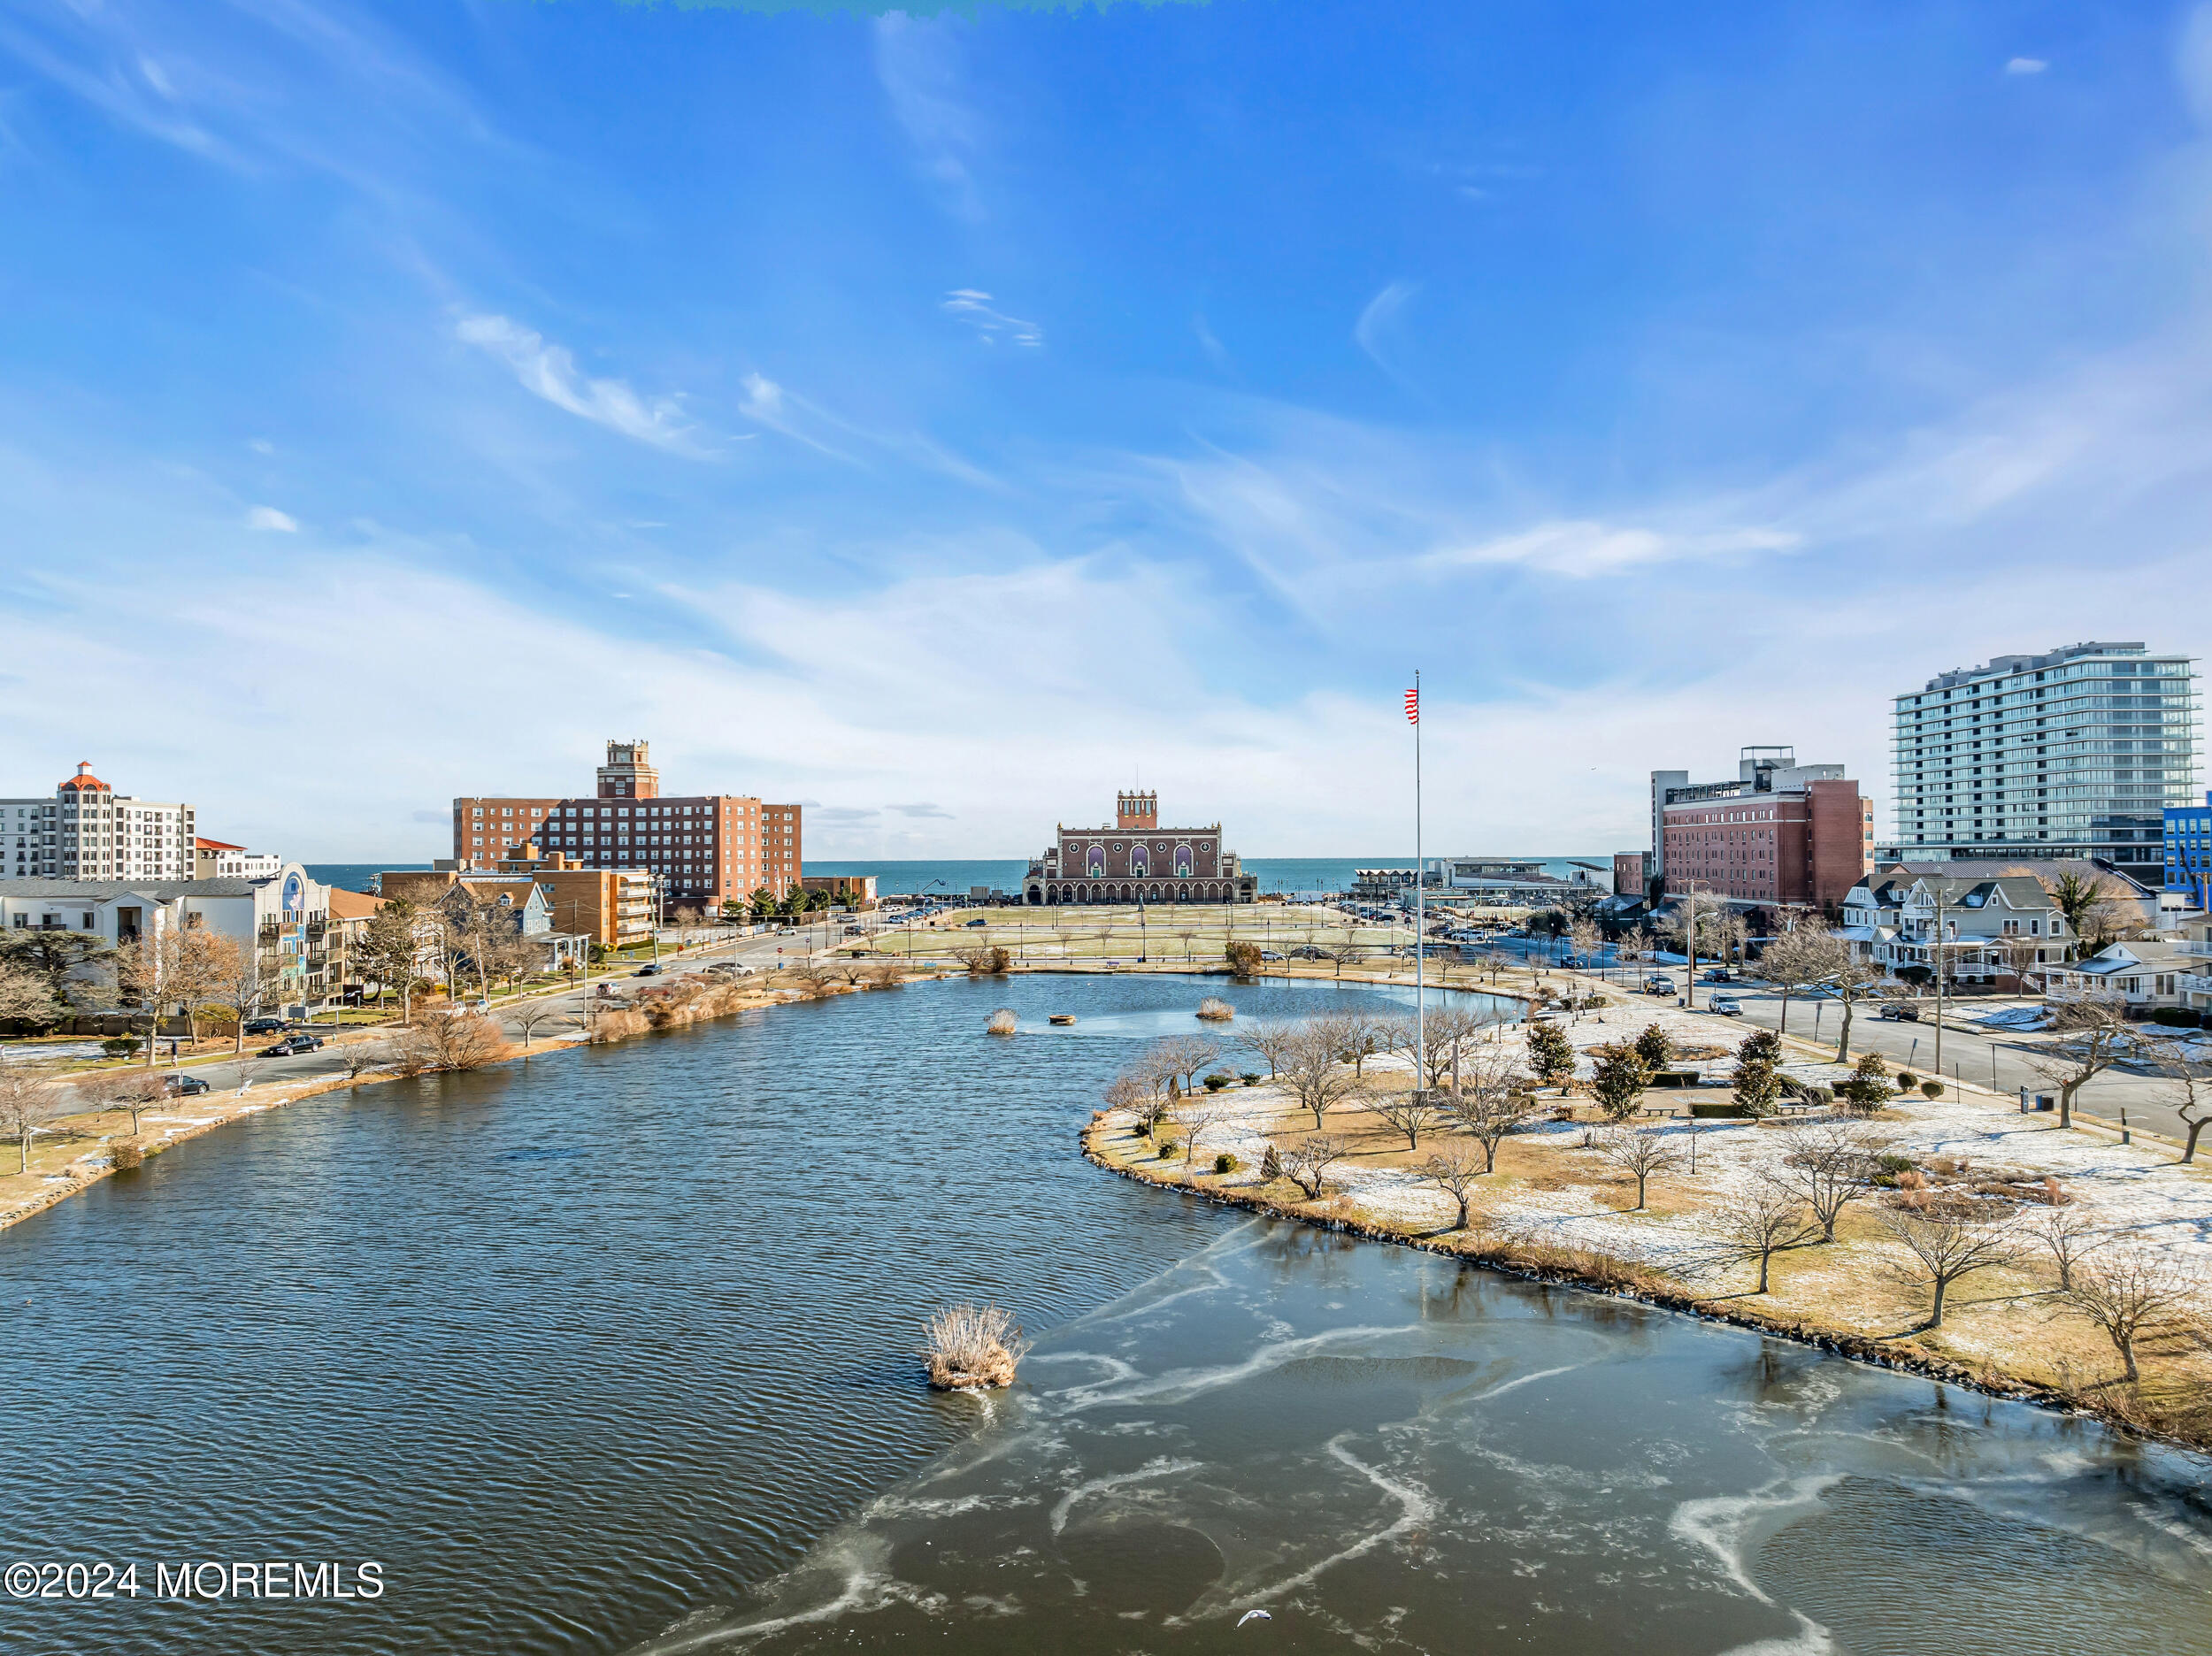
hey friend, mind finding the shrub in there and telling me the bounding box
[1156,1138,1179,1159]
[1919,1079,1944,1100]
[1197,996,1234,1022]
[1203,1072,1233,1092]
[1632,1022,1674,1070]
[923,1302,1025,1390]
[1224,942,1263,980]
[1835,1053,1895,1116]
[1732,1056,1782,1119]
[109,1139,144,1170]
[1261,1144,1284,1181]
[2150,1008,2202,1028]
[1526,1021,1577,1088]
[1737,1028,1782,1066]
[1895,1070,1918,1089]
[1240,1071,1262,1086]
[1690,1102,1751,1119]
[101,1037,142,1060]
[1214,1153,1240,1174]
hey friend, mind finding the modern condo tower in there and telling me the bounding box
[1882,642,2201,880]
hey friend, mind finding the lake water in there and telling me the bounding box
[3,973,2207,1655]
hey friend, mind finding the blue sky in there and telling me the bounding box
[4,1,2209,861]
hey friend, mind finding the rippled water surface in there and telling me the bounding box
[4,972,2208,1655]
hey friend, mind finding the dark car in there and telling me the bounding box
[964,917,988,928]
[1878,1002,1922,1022]
[260,1038,311,1057]
[288,1032,326,1049]
[242,1016,286,1035]
[163,1073,211,1097]
[635,963,663,977]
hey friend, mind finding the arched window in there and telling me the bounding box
[1175,843,1194,878]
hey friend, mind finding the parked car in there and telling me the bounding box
[964,917,988,928]
[259,1038,311,1057]
[1878,1002,1922,1022]
[242,1016,286,1036]
[1260,950,1285,961]
[1709,993,1744,1016]
[163,1073,211,1097]
[1702,969,1733,983]
[1643,976,1677,995]
[288,1032,326,1049]
[842,925,863,936]
[635,964,663,977]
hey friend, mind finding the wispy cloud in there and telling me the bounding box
[246,505,298,532]
[738,371,856,462]
[1193,311,1233,372]
[456,313,698,455]
[1353,280,1423,395]
[887,801,954,818]
[874,16,985,222]
[1426,520,1799,577]
[941,289,1042,348]
[2006,57,2049,75]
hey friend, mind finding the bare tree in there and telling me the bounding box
[1106,1072,1175,1137]
[1757,928,1833,1038]
[2058,1249,2201,1383]
[510,1002,572,1049]
[1777,1120,1890,1242]
[127,924,231,1054]
[2025,1205,2108,1292]
[2155,1052,2212,1164]
[229,1054,265,1093]
[1326,939,1364,978]
[1235,1020,1297,1080]
[1153,1035,1225,1090]
[107,1070,169,1135]
[952,944,1010,976]
[863,960,906,989]
[1445,1058,1540,1172]
[1177,1096,1233,1169]
[1274,1132,1350,1199]
[0,1065,65,1174]
[1313,1010,1388,1077]
[337,1042,387,1084]
[1566,917,1601,970]
[1703,1176,1822,1294]
[1417,1142,1488,1230]
[1369,1084,1452,1151]
[209,937,277,1056]
[1879,1206,2021,1330]
[1594,1128,1685,1210]
[1387,1005,1492,1090]
[2022,996,2131,1130]
[1277,1025,1365,1129]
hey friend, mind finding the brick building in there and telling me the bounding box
[451,740,803,905]
[1655,747,1872,913]
[4,762,195,882]
[1022,792,1258,905]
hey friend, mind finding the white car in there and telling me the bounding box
[1709,993,1744,1016]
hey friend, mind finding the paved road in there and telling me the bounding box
[1553,969,2203,1147]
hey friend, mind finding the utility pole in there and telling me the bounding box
[1409,671,1425,1089]
[1931,880,1948,1092]
[1684,884,1698,1009]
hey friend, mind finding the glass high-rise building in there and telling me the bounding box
[1884,641,2201,878]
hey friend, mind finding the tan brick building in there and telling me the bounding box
[451,740,803,905]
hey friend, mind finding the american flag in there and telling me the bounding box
[1403,686,1419,724]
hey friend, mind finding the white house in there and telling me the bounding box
[1843,873,2067,988]
[0,865,334,1016]
[2040,940,2193,1011]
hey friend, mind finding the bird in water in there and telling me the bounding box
[1236,1609,1272,1628]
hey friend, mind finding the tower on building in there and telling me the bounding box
[1116,790,1157,832]
[596,740,660,800]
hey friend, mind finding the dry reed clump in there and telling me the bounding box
[863,961,907,989]
[924,1302,1027,1390]
[586,1007,651,1044]
[108,1139,144,1171]
[1196,997,1234,1022]
[389,1013,509,1074]
[986,1008,1018,1036]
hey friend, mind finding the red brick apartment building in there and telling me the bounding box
[1655,747,1873,912]
[452,740,803,905]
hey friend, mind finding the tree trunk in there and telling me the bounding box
[2120,1335,2139,1384]
[2181,1117,2207,1164]
[1633,1173,1647,1209]
[1755,1251,1770,1293]
[1836,1000,1854,1063]
[1929,1277,1947,1328]
[1778,992,1791,1036]
[2059,1080,2079,1131]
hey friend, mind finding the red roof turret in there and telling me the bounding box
[58,761,110,794]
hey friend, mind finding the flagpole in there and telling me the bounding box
[1414,668,1424,1094]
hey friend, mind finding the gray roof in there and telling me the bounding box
[1879,858,2157,897]
[0,877,265,900]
